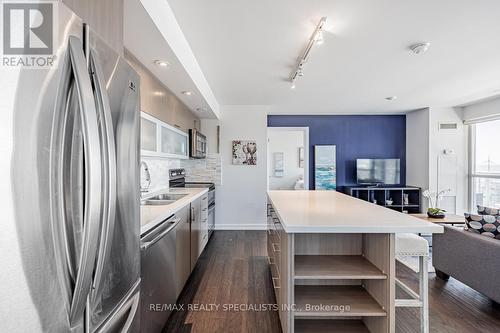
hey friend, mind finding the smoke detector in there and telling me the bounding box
[409,42,431,55]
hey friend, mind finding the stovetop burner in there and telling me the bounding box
[169,169,215,191]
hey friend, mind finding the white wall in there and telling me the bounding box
[428,107,468,214]
[406,108,430,209]
[463,96,500,123]
[202,106,269,229]
[268,130,304,190]
[406,107,468,214]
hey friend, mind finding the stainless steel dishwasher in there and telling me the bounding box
[140,214,180,333]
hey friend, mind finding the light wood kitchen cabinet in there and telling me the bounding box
[266,203,291,332]
[62,0,123,54]
[189,193,210,271]
[124,51,199,133]
[175,205,191,297]
[199,194,209,251]
[190,197,202,271]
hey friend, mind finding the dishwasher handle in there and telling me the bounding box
[141,217,180,250]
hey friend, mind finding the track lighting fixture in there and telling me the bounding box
[289,17,327,89]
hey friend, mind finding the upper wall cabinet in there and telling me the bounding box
[62,0,123,54]
[125,51,199,132]
[141,112,188,159]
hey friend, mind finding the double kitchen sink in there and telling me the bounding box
[140,193,187,206]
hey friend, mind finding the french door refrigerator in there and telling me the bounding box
[0,3,140,332]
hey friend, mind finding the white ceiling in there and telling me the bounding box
[124,0,219,119]
[167,0,500,114]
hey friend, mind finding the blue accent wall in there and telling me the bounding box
[267,115,406,190]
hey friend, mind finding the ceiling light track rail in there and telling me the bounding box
[290,17,327,89]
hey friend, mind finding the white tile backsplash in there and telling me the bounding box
[181,154,222,185]
[141,157,180,192]
[141,154,222,193]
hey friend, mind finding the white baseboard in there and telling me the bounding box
[215,224,267,230]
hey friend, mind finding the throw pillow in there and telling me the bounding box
[464,213,500,239]
[477,205,500,216]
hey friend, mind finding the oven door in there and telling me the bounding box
[208,189,215,206]
[208,203,215,237]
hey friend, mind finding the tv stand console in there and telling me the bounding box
[345,186,422,214]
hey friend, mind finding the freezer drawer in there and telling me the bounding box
[94,280,141,333]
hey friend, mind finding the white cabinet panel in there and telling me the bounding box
[140,116,157,152]
[161,125,188,157]
[141,112,188,159]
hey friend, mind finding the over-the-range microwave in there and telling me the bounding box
[189,129,207,158]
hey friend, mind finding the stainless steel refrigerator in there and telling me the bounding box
[0,3,140,332]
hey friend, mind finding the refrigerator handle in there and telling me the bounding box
[88,48,118,300]
[66,36,103,325]
[120,288,140,332]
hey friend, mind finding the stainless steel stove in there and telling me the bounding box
[169,169,215,237]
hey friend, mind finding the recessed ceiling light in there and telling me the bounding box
[385,96,397,101]
[409,42,431,55]
[196,107,207,112]
[182,91,193,96]
[154,60,170,67]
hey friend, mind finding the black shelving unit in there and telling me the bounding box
[345,186,422,214]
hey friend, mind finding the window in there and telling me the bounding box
[470,119,500,209]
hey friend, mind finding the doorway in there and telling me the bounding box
[267,127,309,190]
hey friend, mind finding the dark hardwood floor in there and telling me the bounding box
[163,231,500,333]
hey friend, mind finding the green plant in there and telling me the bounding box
[427,207,446,215]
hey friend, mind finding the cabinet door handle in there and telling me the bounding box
[272,277,280,289]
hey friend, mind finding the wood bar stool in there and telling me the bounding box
[395,233,430,333]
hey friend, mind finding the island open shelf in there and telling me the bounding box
[294,255,387,280]
[295,319,371,333]
[294,285,387,317]
[267,190,443,333]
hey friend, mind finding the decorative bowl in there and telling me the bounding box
[427,212,445,219]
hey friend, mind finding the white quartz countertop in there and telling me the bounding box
[267,190,444,234]
[140,187,208,235]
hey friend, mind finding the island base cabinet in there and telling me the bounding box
[267,204,293,332]
[267,200,396,333]
[291,233,395,333]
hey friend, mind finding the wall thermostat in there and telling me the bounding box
[443,149,455,155]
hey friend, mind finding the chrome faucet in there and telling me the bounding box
[140,161,151,193]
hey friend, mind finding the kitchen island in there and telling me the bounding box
[266,190,443,333]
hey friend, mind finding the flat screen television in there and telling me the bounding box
[356,159,400,185]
